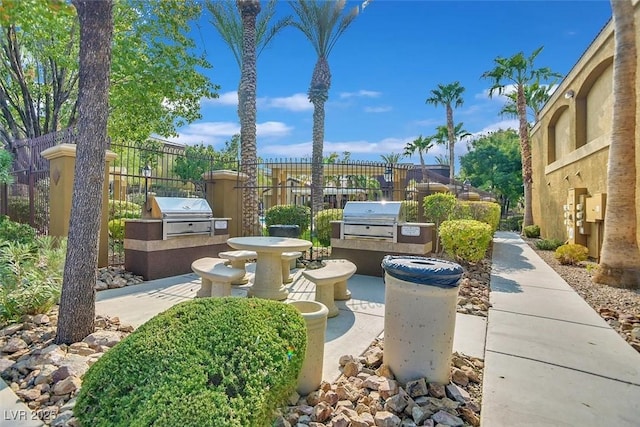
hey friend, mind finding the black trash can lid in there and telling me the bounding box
[381,255,463,288]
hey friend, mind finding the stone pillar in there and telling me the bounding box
[41,143,117,268]
[203,170,247,238]
[111,166,127,201]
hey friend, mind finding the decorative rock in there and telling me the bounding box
[428,383,446,398]
[95,280,109,291]
[33,314,50,325]
[445,384,470,404]
[431,410,464,426]
[461,366,480,383]
[632,327,640,341]
[312,401,332,423]
[384,390,408,413]
[1,323,23,336]
[450,368,469,387]
[52,375,82,395]
[406,378,428,397]
[0,357,14,371]
[339,354,356,366]
[2,337,28,353]
[378,379,398,399]
[272,415,291,427]
[412,404,433,424]
[458,407,481,427]
[343,361,360,377]
[363,375,385,390]
[376,364,394,379]
[332,413,351,427]
[352,414,373,427]
[363,347,384,367]
[16,387,42,401]
[83,330,122,349]
[118,323,135,333]
[373,410,401,427]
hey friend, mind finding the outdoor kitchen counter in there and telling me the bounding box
[226,236,312,300]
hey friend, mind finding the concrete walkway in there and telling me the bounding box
[482,232,640,426]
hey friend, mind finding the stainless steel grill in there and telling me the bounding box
[341,201,405,242]
[149,197,215,240]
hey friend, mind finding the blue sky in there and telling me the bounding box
[169,0,612,166]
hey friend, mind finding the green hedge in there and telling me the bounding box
[0,216,37,246]
[439,219,493,263]
[401,200,418,222]
[265,204,311,233]
[108,199,142,220]
[523,224,540,238]
[314,209,343,246]
[75,298,307,427]
[451,201,501,233]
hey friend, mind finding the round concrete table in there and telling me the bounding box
[227,236,312,300]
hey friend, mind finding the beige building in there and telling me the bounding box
[531,0,640,259]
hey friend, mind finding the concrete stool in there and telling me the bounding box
[302,259,357,318]
[218,250,257,284]
[191,257,246,298]
[281,251,302,284]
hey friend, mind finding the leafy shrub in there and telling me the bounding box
[523,224,540,238]
[401,200,418,222]
[500,215,523,232]
[0,236,67,322]
[439,219,493,263]
[535,238,564,251]
[451,201,501,233]
[265,204,311,234]
[0,217,37,246]
[423,193,457,253]
[108,218,126,241]
[0,149,12,184]
[555,243,588,265]
[108,199,142,220]
[314,208,343,246]
[7,197,30,224]
[75,298,307,427]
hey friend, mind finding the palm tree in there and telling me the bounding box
[426,82,465,183]
[380,152,404,165]
[404,135,434,183]
[207,0,290,235]
[289,0,359,216]
[481,47,561,229]
[434,122,471,179]
[592,0,640,289]
[500,81,556,123]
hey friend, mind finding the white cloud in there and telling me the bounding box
[475,84,516,102]
[472,119,519,137]
[364,106,392,113]
[202,91,238,106]
[414,117,442,127]
[339,89,382,99]
[262,93,312,112]
[169,120,292,146]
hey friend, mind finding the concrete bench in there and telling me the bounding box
[302,259,357,317]
[191,257,246,298]
[281,251,302,284]
[218,250,258,284]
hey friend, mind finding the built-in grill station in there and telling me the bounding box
[341,201,405,242]
[331,201,434,277]
[125,196,231,280]
[148,197,217,240]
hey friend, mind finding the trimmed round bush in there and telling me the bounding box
[108,218,126,241]
[75,298,307,427]
[555,243,588,265]
[265,204,311,233]
[439,219,493,263]
[108,199,142,220]
[314,208,343,246]
[523,224,540,238]
[451,201,501,233]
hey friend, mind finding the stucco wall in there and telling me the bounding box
[531,3,640,258]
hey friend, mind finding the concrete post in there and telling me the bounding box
[41,143,117,267]
[203,170,247,238]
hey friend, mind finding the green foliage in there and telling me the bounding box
[423,193,457,225]
[451,201,501,233]
[108,219,126,241]
[500,215,523,232]
[401,200,418,223]
[439,219,493,263]
[535,238,564,251]
[555,244,588,265]
[7,197,30,224]
[108,199,142,220]
[523,225,540,238]
[0,236,67,322]
[265,205,311,233]
[0,149,13,184]
[314,209,343,247]
[459,129,523,207]
[0,217,37,246]
[75,298,307,427]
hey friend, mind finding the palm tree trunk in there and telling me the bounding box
[446,105,455,183]
[517,85,534,229]
[311,100,325,216]
[238,1,260,236]
[419,152,427,183]
[593,0,640,289]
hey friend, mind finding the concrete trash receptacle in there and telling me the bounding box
[381,255,463,384]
